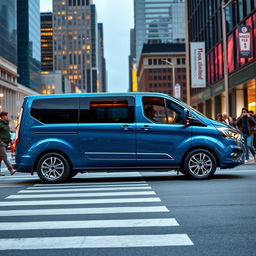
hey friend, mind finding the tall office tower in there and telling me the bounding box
[0,0,17,65]
[134,0,185,65]
[17,0,41,92]
[53,0,106,93]
[41,12,53,72]
[98,23,107,92]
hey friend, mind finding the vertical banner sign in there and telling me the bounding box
[174,83,181,99]
[238,25,251,58]
[190,42,206,88]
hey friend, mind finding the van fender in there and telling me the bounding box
[28,138,80,168]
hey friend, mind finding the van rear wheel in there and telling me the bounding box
[37,153,70,183]
[182,149,216,179]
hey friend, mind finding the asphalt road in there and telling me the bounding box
[0,156,255,256]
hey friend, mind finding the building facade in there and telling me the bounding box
[41,12,53,72]
[41,71,71,95]
[134,0,185,66]
[186,0,256,118]
[52,0,106,93]
[17,0,41,92]
[137,43,187,102]
[0,0,17,66]
[0,0,38,129]
[0,57,37,130]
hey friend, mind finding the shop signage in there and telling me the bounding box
[174,83,181,99]
[190,42,206,88]
[238,25,251,58]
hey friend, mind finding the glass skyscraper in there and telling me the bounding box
[53,0,106,93]
[17,0,41,92]
[41,12,53,72]
[134,0,185,65]
[0,0,17,65]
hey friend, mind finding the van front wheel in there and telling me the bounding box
[37,153,70,183]
[182,149,216,179]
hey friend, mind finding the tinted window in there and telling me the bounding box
[80,97,135,123]
[30,98,79,124]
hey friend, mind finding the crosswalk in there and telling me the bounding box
[0,178,194,251]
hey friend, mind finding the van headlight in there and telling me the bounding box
[217,127,242,140]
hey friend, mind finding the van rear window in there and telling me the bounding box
[30,98,79,124]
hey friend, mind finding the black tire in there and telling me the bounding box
[37,153,70,183]
[182,149,217,179]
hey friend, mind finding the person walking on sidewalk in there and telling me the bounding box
[0,111,16,176]
[237,108,256,162]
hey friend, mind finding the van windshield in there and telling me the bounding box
[174,99,209,119]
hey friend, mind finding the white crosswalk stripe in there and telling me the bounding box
[19,185,152,193]
[0,179,194,250]
[7,191,156,199]
[0,218,179,230]
[0,234,193,250]
[0,206,169,217]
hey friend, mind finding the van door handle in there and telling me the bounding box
[140,125,152,131]
[121,125,133,130]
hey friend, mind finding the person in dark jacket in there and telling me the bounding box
[237,108,256,162]
[0,111,16,175]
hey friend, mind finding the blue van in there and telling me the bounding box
[14,93,244,183]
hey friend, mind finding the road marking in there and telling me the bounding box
[0,234,193,250]
[0,206,169,217]
[7,191,155,199]
[0,197,161,207]
[32,181,147,187]
[0,218,178,230]
[18,186,152,193]
[27,183,149,190]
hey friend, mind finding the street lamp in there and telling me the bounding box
[162,59,175,97]
[221,0,236,115]
[0,92,3,110]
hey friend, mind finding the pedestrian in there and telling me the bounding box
[237,108,256,162]
[0,111,16,176]
[249,111,256,148]
[222,112,233,126]
[216,113,226,124]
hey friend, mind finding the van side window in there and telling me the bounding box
[30,98,79,124]
[143,97,183,124]
[80,97,135,123]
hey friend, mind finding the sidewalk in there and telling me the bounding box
[244,156,256,166]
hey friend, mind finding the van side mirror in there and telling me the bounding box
[183,109,190,126]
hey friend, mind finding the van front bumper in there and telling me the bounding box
[219,143,245,169]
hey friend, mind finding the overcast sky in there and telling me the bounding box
[40,0,134,92]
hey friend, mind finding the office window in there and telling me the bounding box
[80,97,135,123]
[227,33,235,72]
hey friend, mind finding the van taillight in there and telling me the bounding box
[15,107,23,146]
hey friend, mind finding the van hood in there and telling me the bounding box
[210,119,230,128]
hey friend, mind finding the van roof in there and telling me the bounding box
[24,92,175,100]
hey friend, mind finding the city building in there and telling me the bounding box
[186,0,256,118]
[41,71,71,95]
[134,0,185,66]
[17,0,41,92]
[52,0,107,93]
[0,0,38,129]
[0,0,17,66]
[41,12,53,72]
[0,57,37,130]
[97,23,107,92]
[137,43,187,102]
